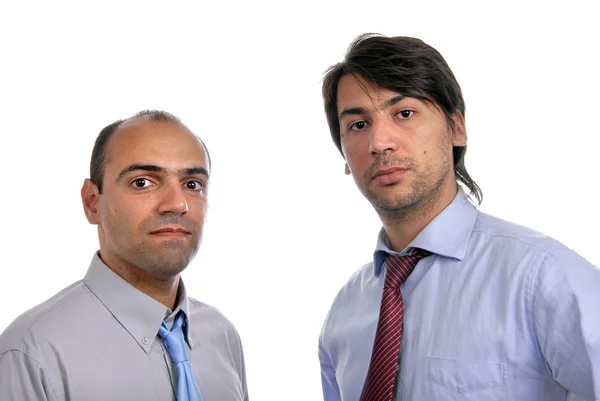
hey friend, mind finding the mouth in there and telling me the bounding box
[150,227,191,237]
[372,167,409,185]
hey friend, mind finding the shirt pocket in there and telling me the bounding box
[427,356,506,396]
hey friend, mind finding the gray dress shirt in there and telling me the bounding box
[0,254,249,401]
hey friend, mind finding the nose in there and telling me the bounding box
[369,118,397,155]
[158,181,189,215]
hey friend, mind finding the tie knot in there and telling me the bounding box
[384,248,431,288]
[158,312,189,364]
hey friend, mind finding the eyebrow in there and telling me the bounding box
[338,95,407,120]
[116,163,210,183]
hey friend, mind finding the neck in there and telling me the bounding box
[98,252,180,310]
[380,184,458,253]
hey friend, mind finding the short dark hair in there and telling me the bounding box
[322,34,482,204]
[90,110,211,193]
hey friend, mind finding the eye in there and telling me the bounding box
[349,121,369,131]
[397,110,414,119]
[184,180,205,193]
[132,178,153,188]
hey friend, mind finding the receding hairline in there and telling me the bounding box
[115,113,188,133]
[104,116,210,169]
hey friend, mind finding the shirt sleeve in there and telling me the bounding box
[319,335,342,401]
[238,340,249,401]
[532,247,600,400]
[0,349,58,401]
[227,324,249,401]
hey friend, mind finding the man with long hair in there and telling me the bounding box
[318,34,600,401]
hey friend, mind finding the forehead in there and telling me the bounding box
[105,119,209,174]
[336,74,397,109]
[336,73,440,118]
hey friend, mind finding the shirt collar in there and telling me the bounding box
[83,253,194,353]
[373,188,478,276]
[164,281,194,349]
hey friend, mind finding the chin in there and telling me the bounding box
[146,262,189,279]
[365,188,414,207]
[138,252,195,278]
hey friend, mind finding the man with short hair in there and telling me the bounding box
[0,110,249,401]
[318,34,600,401]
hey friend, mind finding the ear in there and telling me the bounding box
[81,179,101,225]
[451,112,467,147]
[344,163,351,175]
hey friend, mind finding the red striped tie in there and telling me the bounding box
[359,249,431,401]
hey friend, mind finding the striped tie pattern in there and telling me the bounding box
[359,249,431,401]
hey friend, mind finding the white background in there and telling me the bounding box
[0,1,598,400]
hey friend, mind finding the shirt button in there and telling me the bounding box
[142,337,149,345]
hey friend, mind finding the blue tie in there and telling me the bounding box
[158,312,203,401]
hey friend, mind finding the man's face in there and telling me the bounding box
[336,74,466,218]
[84,118,210,279]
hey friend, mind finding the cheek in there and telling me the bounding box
[197,201,209,220]
[418,128,452,160]
[344,143,368,165]
[340,134,366,160]
[190,203,206,218]
[185,196,207,217]
[100,200,141,233]
[344,153,361,174]
[436,134,454,160]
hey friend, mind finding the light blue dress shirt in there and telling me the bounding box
[319,190,600,401]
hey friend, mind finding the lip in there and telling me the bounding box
[150,227,190,236]
[372,167,409,185]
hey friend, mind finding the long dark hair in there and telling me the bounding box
[322,34,482,204]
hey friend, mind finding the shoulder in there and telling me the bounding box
[187,297,243,342]
[187,297,236,325]
[321,262,374,322]
[0,281,88,355]
[472,211,567,253]
[333,262,373,302]
[472,210,598,279]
